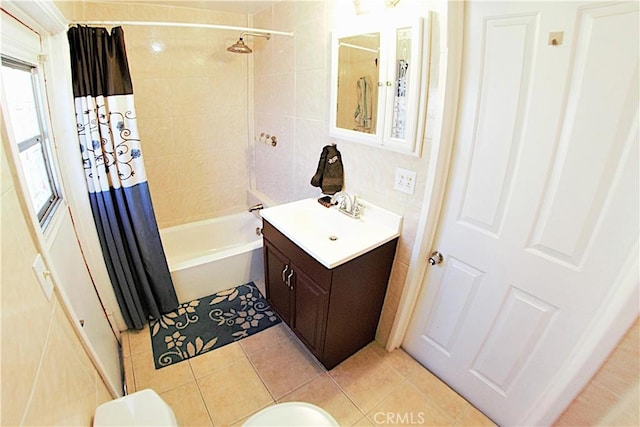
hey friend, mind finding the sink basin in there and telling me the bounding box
[260,198,402,268]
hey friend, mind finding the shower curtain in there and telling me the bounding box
[68,25,178,330]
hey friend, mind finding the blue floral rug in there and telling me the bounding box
[149,282,280,369]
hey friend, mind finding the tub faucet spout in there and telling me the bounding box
[248,203,264,213]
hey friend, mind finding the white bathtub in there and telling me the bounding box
[159,212,264,303]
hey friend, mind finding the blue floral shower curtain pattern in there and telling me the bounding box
[68,25,178,330]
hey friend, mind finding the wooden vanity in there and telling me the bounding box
[262,219,398,369]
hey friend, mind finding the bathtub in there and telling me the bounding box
[159,212,265,303]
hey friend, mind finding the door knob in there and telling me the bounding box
[428,251,444,265]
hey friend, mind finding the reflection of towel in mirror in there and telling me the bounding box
[310,144,344,195]
[354,75,372,129]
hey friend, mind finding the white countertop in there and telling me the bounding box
[260,198,402,269]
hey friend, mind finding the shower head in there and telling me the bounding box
[227,32,271,54]
[227,37,252,53]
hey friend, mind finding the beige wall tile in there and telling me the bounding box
[295,4,329,71]
[376,261,409,343]
[295,68,328,121]
[0,190,55,426]
[169,77,216,116]
[82,1,129,20]
[133,78,173,119]
[268,35,296,75]
[198,358,273,426]
[1,138,107,426]
[150,188,194,229]
[127,36,174,80]
[127,3,171,22]
[53,0,76,20]
[137,116,176,159]
[22,302,98,426]
[0,143,13,196]
[95,373,113,407]
[255,72,296,117]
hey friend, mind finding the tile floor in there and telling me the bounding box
[122,323,496,426]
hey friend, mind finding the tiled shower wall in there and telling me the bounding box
[63,1,252,228]
[252,0,442,343]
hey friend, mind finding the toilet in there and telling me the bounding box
[93,389,178,426]
[243,402,339,426]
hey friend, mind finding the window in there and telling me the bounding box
[1,56,61,226]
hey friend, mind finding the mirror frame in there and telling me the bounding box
[329,14,430,156]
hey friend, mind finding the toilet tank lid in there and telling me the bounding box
[243,402,339,427]
[94,389,177,427]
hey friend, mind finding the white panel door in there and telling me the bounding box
[403,2,639,425]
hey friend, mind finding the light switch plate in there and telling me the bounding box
[32,254,54,301]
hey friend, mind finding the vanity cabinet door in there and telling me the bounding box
[292,267,329,358]
[264,241,292,324]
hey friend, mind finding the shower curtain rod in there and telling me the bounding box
[69,20,294,37]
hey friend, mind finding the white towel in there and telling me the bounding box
[354,75,372,129]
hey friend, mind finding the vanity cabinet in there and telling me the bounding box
[329,14,430,156]
[264,239,329,356]
[262,220,397,369]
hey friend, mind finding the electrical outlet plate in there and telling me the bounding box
[394,167,417,195]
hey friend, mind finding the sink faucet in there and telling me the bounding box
[330,192,363,219]
[248,203,264,213]
[330,191,352,210]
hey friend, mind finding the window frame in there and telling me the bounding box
[1,54,62,228]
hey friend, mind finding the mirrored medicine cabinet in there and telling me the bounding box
[329,14,430,156]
